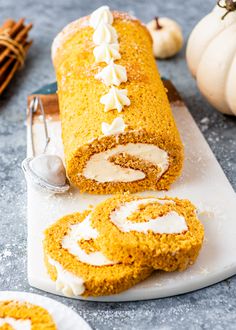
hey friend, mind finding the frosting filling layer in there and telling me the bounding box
[62,215,115,266]
[83,143,169,183]
[47,214,116,296]
[0,318,31,330]
[48,257,85,297]
[110,198,188,234]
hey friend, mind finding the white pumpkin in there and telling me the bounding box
[146,17,183,59]
[186,0,236,115]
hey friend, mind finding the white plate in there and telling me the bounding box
[0,291,91,329]
[27,101,236,302]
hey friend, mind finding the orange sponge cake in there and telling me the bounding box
[90,195,204,271]
[52,6,184,194]
[44,210,152,297]
[0,300,56,329]
[43,195,204,297]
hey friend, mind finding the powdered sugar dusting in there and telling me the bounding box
[51,10,144,62]
[51,17,89,61]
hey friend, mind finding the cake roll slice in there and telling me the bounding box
[0,300,56,329]
[43,210,152,297]
[52,6,183,194]
[90,195,204,271]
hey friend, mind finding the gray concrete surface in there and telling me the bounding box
[0,0,235,329]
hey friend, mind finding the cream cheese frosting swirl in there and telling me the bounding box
[101,117,126,136]
[62,215,115,266]
[47,213,116,296]
[0,318,31,330]
[83,143,169,183]
[110,198,188,234]
[48,257,85,297]
[93,43,121,64]
[92,22,118,45]
[89,5,113,29]
[100,86,130,112]
[95,60,127,86]
[90,6,131,114]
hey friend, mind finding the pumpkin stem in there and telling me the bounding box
[155,17,162,30]
[217,0,236,20]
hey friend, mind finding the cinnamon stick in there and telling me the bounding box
[0,18,33,94]
[0,20,32,63]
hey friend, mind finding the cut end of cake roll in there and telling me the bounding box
[43,210,153,297]
[0,300,56,329]
[52,7,184,194]
[67,130,183,194]
[90,194,204,271]
[43,194,204,297]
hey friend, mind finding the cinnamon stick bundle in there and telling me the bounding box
[0,18,33,94]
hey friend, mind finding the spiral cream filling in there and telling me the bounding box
[0,318,31,330]
[48,257,85,297]
[82,143,169,183]
[47,214,115,296]
[62,215,115,266]
[110,198,188,234]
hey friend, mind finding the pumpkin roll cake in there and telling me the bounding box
[90,194,204,271]
[52,6,184,194]
[0,300,56,329]
[43,210,152,297]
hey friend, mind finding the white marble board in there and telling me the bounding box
[27,94,236,302]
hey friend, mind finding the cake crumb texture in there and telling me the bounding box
[44,211,153,297]
[91,194,204,271]
[0,300,56,329]
[53,11,184,194]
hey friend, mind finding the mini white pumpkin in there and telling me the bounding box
[146,17,183,59]
[186,0,236,115]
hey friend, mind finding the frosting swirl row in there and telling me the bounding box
[89,6,131,135]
